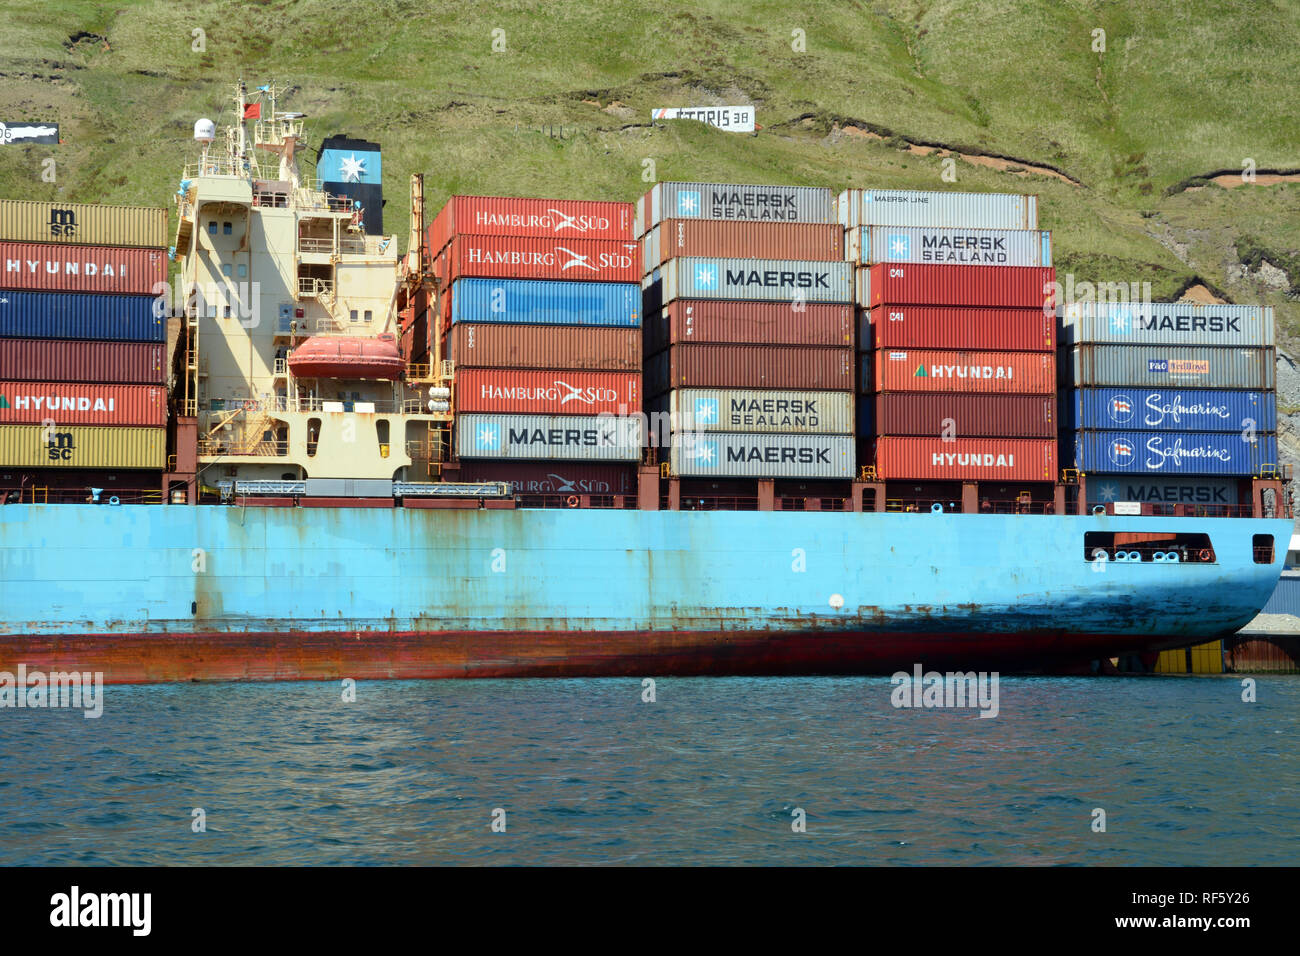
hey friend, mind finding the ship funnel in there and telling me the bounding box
[194,118,216,143]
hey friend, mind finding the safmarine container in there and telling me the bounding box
[0,382,167,426]
[1071,430,1276,476]
[668,432,854,478]
[847,227,1051,267]
[874,393,1056,438]
[658,257,853,305]
[1063,387,1276,433]
[0,424,165,469]
[437,235,639,284]
[1065,345,1275,390]
[1082,476,1240,507]
[657,388,854,435]
[0,199,168,248]
[857,263,1055,310]
[644,301,853,353]
[456,369,641,415]
[645,345,854,394]
[873,350,1055,394]
[445,325,640,371]
[427,196,634,255]
[0,291,163,342]
[1058,302,1275,347]
[0,339,164,384]
[873,436,1056,481]
[447,278,639,327]
[643,220,843,274]
[455,413,641,461]
[637,182,834,237]
[453,460,638,495]
[0,242,167,295]
[862,306,1053,352]
[836,189,1038,230]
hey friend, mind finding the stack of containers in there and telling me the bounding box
[428,197,643,490]
[637,182,856,481]
[0,200,168,477]
[838,188,1058,485]
[1059,302,1277,509]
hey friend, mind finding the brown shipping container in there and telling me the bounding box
[874,393,1056,438]
[0,199,168,248]
[454,460,638,495]
[0,424,166,469]
[455,369,641,415]
[873,436,1056,481]
[427,196,634,256]
[444,324,640,371]
[0,382,167,426]
[644,301,853,354]
[0,242,168,295]
[873,349,1055,394]
[862,305,1054,352]
[643,220,843,273]
[646,345,854,395]
[0,339,165,384]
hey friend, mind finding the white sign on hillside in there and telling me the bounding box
[652,107,755,133]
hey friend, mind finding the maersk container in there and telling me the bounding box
[656,388,854,435]
[643,301,853,353]
[447,278,640,327]
[0,199,168,248]
[1063,387,1276,433]
[643,220,843,274]
[637,182,834,237]
[0,382,167,426]
[456,369,641,416]
[0,291,164,342]
[1071,430,1276,476]
[874,393,1056,438]
[0,424,165,469]
[857,263,1055,310]
[862,305,1054,352]
[444,325,640,371]
[453,460,638,495]
[0,242,167,296]
[873,436,1056,481]
[872,349,1055,394]
[836,189,1038,230]
[659,257,853,305]
[847,226,1051,268]
[1065,345,1275,390]
[669,431,854,478]
[1083,476,1240,507]
[645,345,854,394]
[1058,302,1275,347]
[437,235,640,284]
[427,196,634,256]
[455,413,642,462]
[0,339,164,384]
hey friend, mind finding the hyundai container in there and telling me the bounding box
[0,382,167,426]
[872,349,1055,394]
[0,242,167,295]
[873,436,1056,481]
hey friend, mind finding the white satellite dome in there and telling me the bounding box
[193,118,216,143]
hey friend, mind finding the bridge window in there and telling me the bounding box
[1084,531,1216,564]
[223,222,232,235]
[207,221,217,235]
[1253,534,1274,565]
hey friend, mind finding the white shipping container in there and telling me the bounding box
[836,188,1038,229]
[456,413,642,461]
[1059,302,1275,347]
[848,226,1051,267]
[637,182,834,237]
[660,257,852,305]
[655,388,854,434]
[669,431,855,478]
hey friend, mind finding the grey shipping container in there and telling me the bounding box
[637,182,834,237]
[847,226,1051,267]
[658,257,853,305]
[652,388,854,435]
[1064,345,1275,390]
[456,413,642,461]
[1058,302,1275,347]
[669,431,855,478]
[836,188,1038,230]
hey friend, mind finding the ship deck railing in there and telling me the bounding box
[0,486,165,505]
[298,235,395,257]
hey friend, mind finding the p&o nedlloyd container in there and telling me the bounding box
[1065,345,1275,390]
[657,257,853,305]
[636,183,834,237]
[455,413,642,461]
[836,189,1038,230]
[1058,302,1275,347]
[847,227,1051,268]
[668,432,854,478]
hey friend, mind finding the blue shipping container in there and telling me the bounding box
[1073,430,1276,476]
[449,278,640,327]
[856,396,872,436]
[1064,388,1277,433]
[0,290,163,343]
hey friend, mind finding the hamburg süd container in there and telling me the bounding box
[657,257,853,305]
[1058,302,1275,347]
[453,460,638,495]
[0,339,165,384]
[836,189,1038,230]
[0,424,166,469]
[872,349,1055,394]
[427,196,634,256]
[0,290,164,343]
[0,242,168,296]
[655,388,854,435]
[873,393,1056,438]
[856,263,1056,310]
[0,199,168,248]
[1063,387,1276,433]
[437,235,640,284]
[642,220,843,274]
[447,278,640,328]
[455,369,641,416]
[455,413,642,461]
[444,325,640,371]
[847,226,1051,267]
[668,431,854,478]
[1064,345,1275,390]
[637,182,834,237]
[862,305,1054,352]
[645,345,854,394]
[0,382,167,426]
[644,301,853,353]
[1071,430,1276,476]
[872,436,1056,481]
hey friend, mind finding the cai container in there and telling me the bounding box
[427,196,633,256]
[872,349,1055,394]
[455,413,642,462]
[657,257,853,305]
[862,305,1054,352]
[437,235,639,284]
[645,345,854,394]
[636,182,834,237]
[872,436,1056,481]
[0,382,167,426]
[0,424,166,469]
[0,290,164,342]
[654,388,854,435]
[874,393,1056,438]
[456,369,641,415]
[0,199,168,248]
[444,325,640,371]
[847,226,1051,267]
[447,278,640,327]
[1071,430,1276,476]
[836,189,1038,230]
[1065,345,1275,390]
[644,301,853,353]
[453,460,638,495]
[0,242,168,295]
[0,339,165,384]
[668,432,854,478]
[856,263,1056,310]
[1058,302,1275,347]
[1062,387,1276,433]
[642,220,843,274]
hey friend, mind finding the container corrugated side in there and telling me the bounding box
[640,182,834,237]
[874,393,1056,437]
[847,226,1050,267]
[444,325,640,371]
[1071,430,1276,476]
[873,350,1055,394]
[0,339,165,384]
[0,424,166,469]
[1063,387,1277,433]
[873,437,1056,481]
[660,257,853,305]
[455,369,641,415]
[447,278,640,327]
[857,263,1055,310]
[644,301,853,353]
[655,388,854,434]
[645,345,854,394]
[669,432,854,478]
[456,413,641,461]
[453,460,638,495]
[1058,302,1275,347]
[427,196,634,255]
[643,220,843,273]
[0,291,164,342]
[0,200,168,248]
[1065,345,1275,390]
[0,242,167,296]
[862,305,1053,352]
[1083,476,1240,507]
[836,189,1038,230]
[0,382,167,426]
[437,235,640,284]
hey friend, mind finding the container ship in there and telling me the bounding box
[0,82,1290,683]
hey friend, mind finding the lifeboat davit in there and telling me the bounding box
[287,334,404,380]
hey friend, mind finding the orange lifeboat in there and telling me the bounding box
[287,334,404,380]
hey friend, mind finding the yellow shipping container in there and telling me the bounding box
[0,199,167,248]
[1154,641,1224,674]
[0,425,165,469]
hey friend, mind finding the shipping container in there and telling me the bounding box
[456,369,641,415]
[455,413,641,461]
[0,242,167,296]
[453,460,639,495]
[1065,345,1275,390]
[847,226,1051,267]
[873,436,1056,481]
[645,345,854,394]
[638,182,834,237]
[653,388,854,435]
[0,424,166,469]
[658,257,853,305]
[872,349,1055,394]
[437,235,639,284]
[857,263,1056,310]
[444,325,640,371]
[644,301,853,353]
[0,382,167,426]
[1083,476,1240,507]
[836,189,1038,230]
[642,220,843,274]
[427,196,634,256]
[0,199,168,248]
[1063,387,1276,433]
[0,290,164,342]
[0,339,165,384]
[1058,302,1275,347]
[873,393,1056,438]
[1071,430,1276,476]
[668,431,854,478]
[861,305,1053,352]
[447,277,639,327]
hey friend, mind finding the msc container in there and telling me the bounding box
[1065,345,1275,390]
[1063,387,1276,433]
[0,424,166,469]
[0,339,165,384]
[874,393,1056,438]
[637,182,834,237]
[872,349,1055,394]
[642,220,843,274]
[447,278,640,328]
[453,460,638,495]
[862,305,1054,352]
[873,436,1056,481]
[1058,302,1275,347]
[847,226,1051,267]
[455,413,641,461]
[836,189,1038,230]
[644,301,853,353]
[658,257,853,305]
[645,345,854,394]
[1071,430,1276,476]
[0,291,164,343]
[0,382,167,426]
[655,388,854,435]
[427,196,634,255]
[437,235,639,284]
[856,263,1056,310]
[455,369,641,415]
[668,432,854,478]
[0,199,168,248]
[444,325,640,371]
[0,242,168,296]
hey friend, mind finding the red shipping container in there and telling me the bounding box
[444,324,640,371]
[873,436,1057,481]
[873,349,1055,394]
[436,235,640,285]
[0,242,167,296]
[646,345,854,394]
[456,369,641,415]
[0,381,167,426]
[858,263,1056,309]
[644,220,843,272]
[862,305,1054,352]
[454,460,638,495]
[874,393,1056,438]
[644,301,853,354]
[0,339,165,384]
[427,196,634,256]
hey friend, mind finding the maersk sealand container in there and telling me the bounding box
[448,278,640,327]
[847,226,1051,267]
[1072,431,1276,476]
[1058,302,1274,347]
[0,290,163,342]
[636,183,834,238]
[1064,388,1277,433]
